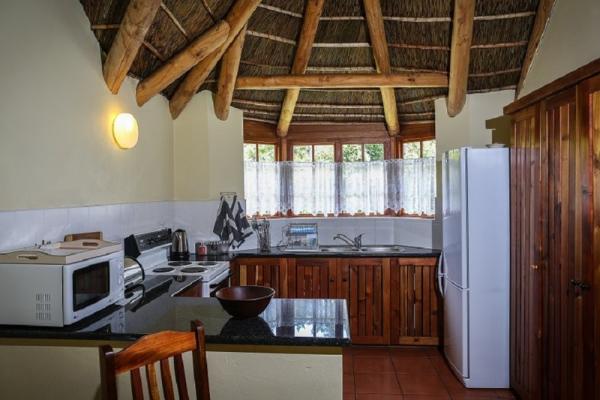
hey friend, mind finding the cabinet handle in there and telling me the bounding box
[570,279,591,290]
[531,264,539,270]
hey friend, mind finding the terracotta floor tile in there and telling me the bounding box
[428,355,449,372]
[352,346,392,357]
[355,394,404,400]
[397,372,449,397]
[344,393,356,400]
[355,373,402,394]
[392,355,435,374]
[344,355,354,372]
[494,389,516,399]
[389,347,430,358]
[403,396,451,400]
[354,356,396,374]
[344,373,355,394]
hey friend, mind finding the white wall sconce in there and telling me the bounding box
[112,113,139,149]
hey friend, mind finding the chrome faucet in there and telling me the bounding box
[333,233,365,250]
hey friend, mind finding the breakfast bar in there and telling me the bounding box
[0,275,350,400]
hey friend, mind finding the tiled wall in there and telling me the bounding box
[0,201,436,252]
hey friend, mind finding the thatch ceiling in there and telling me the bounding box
[80,0,539,125]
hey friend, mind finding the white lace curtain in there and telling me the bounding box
[244,158,436,217]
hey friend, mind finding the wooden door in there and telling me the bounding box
[510,104,545,400]
[577,75,600,399]
[390,257,440,345]
[338,258,390,345]
[230,258,287,298]
[286,258,337,298]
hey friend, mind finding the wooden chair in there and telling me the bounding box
[98,320,210,400]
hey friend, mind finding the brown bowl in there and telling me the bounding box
[215,286,275,319]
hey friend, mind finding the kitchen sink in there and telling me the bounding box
[319,246,361,252]
[318,245,407,253]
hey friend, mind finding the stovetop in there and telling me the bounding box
[145,260,229,281]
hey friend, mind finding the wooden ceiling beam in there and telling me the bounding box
[169,0,262,119]
[277,0,325,137]
[363,0,399,136]
[102,0,161,94]
[136,21,229,106]
[516,0,556,97]
[235,72,449,90]
[447,0,475,117]
[214,25,247,120]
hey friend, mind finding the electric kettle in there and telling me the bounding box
[170,229,189,260]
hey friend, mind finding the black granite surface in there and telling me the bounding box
[0,276,350,346]
[194,244,440,262]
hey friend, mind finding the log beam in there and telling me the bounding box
[363,0,399,135]
[277,0,325,137]
[214,26,247,120]
[515,0,556,97]
[103,0,161,94]
[136,21,229,106]
[447,0,475,117]
[169,0,262,119]
[235,73,449,90]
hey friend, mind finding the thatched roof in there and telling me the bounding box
[81,0,539,125]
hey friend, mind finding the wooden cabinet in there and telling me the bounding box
[174,280,203,297]
[286,258,337,298]
[338,258,390,345]
[231,255,440,345]
[390,257,440,345]
[507,72,600,399]
[230,258,287,297]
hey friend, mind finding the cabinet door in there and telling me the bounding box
[287,258,337,299]
[338,258,390,345]
[230,258,287,298]
[576,76,600,399]
[390,257,440,345]
[510,104,544,400]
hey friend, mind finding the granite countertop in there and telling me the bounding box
[0,276,350,347]
[194,244,441,261]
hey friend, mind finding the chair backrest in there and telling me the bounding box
[99,320,210,400]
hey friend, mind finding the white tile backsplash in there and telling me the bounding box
[0,201,437,252]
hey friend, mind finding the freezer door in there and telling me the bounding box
[444,280,469,380]
[442,148,468,288]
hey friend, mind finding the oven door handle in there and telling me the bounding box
[210,272,232,288]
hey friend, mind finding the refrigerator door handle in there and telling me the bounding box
[437,252,446,298]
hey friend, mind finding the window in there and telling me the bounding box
[244,143,277,162]
[243,128,436,218]
[401,139,436,159]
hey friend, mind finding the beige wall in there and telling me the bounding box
[174,91,245,201]
[520,0,600,97]
[0,0,174,211]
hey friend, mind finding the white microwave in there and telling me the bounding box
[0,251,125,327]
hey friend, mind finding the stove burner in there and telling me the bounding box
[180,267,207,274]
[197,262,217,266]
[153,267,175,273]
[168,261,191,267]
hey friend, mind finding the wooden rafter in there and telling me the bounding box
[363,0,399,135]
[447,0,475,117]
[214,25,247,120]
[516,0,556,97]
[136,21,229,106]
[277,0,325,137]
[102,0,161,94]
[235,73,449,89]
[169,0,262,119]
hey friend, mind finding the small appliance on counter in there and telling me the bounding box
[125,229,231,298]
[285,223,319,251]
[0,240,124,327]
[170,229,190,260]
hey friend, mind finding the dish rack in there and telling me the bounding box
[284,223,319,250]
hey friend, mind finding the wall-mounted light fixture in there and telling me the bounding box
[112,113,139,149]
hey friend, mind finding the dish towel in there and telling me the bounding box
[213,194,253,248]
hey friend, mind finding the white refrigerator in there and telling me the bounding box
[440,147,510,388]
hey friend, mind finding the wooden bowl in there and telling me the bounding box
[215,286,275,319]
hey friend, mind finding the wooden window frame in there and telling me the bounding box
[243,141,280,162]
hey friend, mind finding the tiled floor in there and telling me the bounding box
[343,346,515,400]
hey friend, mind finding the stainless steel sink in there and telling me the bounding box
[319,246,360,252]
[361,246,407,253]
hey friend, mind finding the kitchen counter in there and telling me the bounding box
[0,275,350,347]
[194,244,440,261]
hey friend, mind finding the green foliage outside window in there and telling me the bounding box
[342,144,362,162]
[258,144,275,162]
[293,145,312,162]
[244,144,257,161]
[402,142,421,159]
[314,145,334,162]
[422,140,436,158]
[364,143,384,161]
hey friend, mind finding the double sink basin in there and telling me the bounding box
[285,245,408,254]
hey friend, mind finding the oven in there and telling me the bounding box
[206,268,231,297]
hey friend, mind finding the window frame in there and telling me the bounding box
[398,137,436,159]
[244,141,280,162]
[289,139,391,162]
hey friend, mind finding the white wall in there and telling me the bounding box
[0,0,174,211]
[174,92,245,201]
[520,0,600,97]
